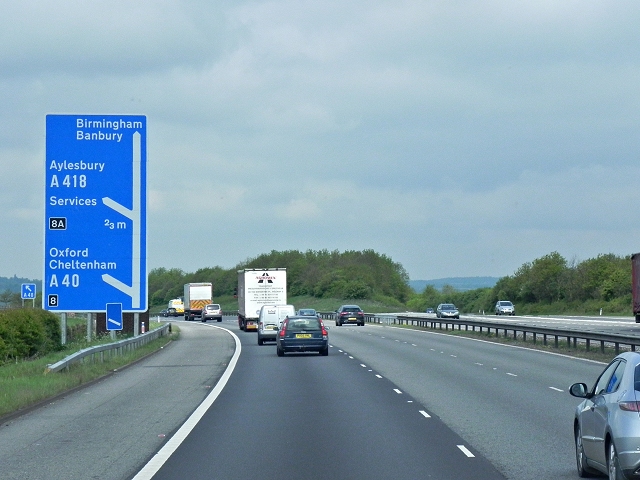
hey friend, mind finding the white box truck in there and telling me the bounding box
[237,268,287,331]
[184,282,213,321]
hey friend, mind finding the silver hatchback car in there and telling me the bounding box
[570,351,640,479]
[495,300,515,316]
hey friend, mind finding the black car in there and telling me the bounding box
[276,316,329,356]
[335,305,365,326]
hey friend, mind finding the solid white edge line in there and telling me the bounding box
[457,445,475,457]
[132,324,242,480]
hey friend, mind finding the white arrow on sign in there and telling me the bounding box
[107,318,122,327]
[107,317,122,328]
[102,131,142,309]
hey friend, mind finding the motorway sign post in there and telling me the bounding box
[43,114,147,315]
[21,283,36,307]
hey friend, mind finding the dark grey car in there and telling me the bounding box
[276,316,328,356]
[335,305,365,326]
[570,351,640,479]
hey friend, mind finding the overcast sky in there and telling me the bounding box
[3,1,640,282]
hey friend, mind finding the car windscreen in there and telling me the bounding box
[441,305,455,310]
[286,319,322,331]
[499,301,512,306]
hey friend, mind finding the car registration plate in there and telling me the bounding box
[349,317,356,321]
[265,325,275,330]
[295,334,312,338]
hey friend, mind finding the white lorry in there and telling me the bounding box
[183,282,213,321]
[167,298,184,317]
[237,268,287,331]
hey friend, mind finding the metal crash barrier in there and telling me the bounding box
[45,323,172,374]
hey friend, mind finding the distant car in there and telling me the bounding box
[276,315,329,356]
[201,304,223,322]
[160,309,169,317]
[335,305,365,326]
[570,351,640,479]
[495,300,515,316]
[436,303,459,319]
[425,308,434,314]
[297,308,318,317]
[167,307,177,317]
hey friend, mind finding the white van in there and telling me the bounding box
[257,304,295,345]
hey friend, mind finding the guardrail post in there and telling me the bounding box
[60,312,67,345]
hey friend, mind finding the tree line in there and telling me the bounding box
[0,250,632,316]
[407,252,633,315]
[148,249,412,308]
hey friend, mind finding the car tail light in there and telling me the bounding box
[619,401,640,412]
[279,323,287,337]
[358,311,363,315]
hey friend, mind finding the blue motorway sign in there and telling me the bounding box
[106,303,123,331]
[44,115,147,312]
[21,283,36,300]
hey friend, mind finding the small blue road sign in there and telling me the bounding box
[106,303,123,331]
[21,283,37,299]
[44,114,147,312]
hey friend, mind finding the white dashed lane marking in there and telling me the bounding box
[457,445,475,458]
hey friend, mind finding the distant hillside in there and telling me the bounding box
[0,275,42,293]
[409,277,499,292]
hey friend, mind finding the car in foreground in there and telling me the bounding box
[201,303,223,322]
[436,303,459,319]
[570,351,640,479]
[495,300,515,316]
[276,315,329,356]
[335,305,365,326]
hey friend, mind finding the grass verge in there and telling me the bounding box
[0,322,179,420]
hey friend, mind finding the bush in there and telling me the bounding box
[0,309,62,363]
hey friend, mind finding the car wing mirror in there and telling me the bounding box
[569,383,589,398]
